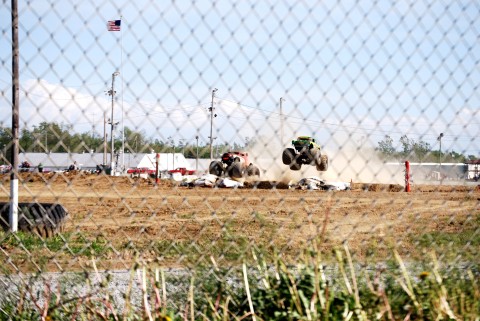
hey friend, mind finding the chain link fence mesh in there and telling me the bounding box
[0,1,479,320]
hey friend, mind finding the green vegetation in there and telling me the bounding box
[376,134,477,162]
[416,232,478,261]
[0,246,478,320]
[0,122,251,163]
[0,231,112,262]
[408,214,480,260]
[146,236,253,263]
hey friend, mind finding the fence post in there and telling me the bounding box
[405,161,411,192]
[155,153,160,185]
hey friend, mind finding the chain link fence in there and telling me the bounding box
[0,1,479,320]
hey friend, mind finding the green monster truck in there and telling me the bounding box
[282,136,328,171]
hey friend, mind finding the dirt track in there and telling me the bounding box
[0,172,479,272]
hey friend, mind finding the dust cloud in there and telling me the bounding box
[247,136,404,185]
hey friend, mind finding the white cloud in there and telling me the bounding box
[3,78,476,157]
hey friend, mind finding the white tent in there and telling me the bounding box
[135,153,190,171]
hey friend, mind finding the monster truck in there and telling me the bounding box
[209,151,260,179]
[282,136,328,171]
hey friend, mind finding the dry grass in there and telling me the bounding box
[0,172,478,272]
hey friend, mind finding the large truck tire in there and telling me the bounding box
[282,148,295,165]
[316,155,329,171]
[209,161,224,176]
[246,164,260,177]
[0,202,68,238]
[227,163,244,179]
[310,149,321,165]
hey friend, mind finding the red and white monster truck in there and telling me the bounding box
[209,151,260,179]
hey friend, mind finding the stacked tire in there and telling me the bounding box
[0,202,68,238]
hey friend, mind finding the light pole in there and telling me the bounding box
[209,88,218,161]
[438,133,444,182]
[280,97,285,146]
[195,135,199,172]
[437,133,444,166]
[172,144,175,169]
[103,111,107,165]
[44,128,48,153]
[108,71,120,174]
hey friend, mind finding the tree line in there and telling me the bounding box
[376,135,477,163]
[0,122,249,163]
[1,123,476,164]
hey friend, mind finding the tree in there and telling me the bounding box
[30,122,74,152]
[376,135,395,159]
[0,127,12,163]
[124,127,148,153]
[411,140,431,161]
[376,135,471,163]
[399,135,413,157]
[19,128,35,152]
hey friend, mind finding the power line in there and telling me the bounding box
[0,75,107,88]
[1,82,477,144]
[216,97,479,141]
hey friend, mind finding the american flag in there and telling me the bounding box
[107,20,121,31]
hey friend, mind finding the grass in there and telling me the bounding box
[410,215,480,262]
[0,231,111,256]
[143,234,258,263]
[2,211,479,272]
[416,230,479,248]
[0,244,478,321]
[0,231,113,271]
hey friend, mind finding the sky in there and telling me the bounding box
[1,0,479,161]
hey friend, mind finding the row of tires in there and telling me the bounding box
[0,202,68,238]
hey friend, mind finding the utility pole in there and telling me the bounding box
[107,71,120,174]
[10,0,19,232]
[280,97,285,146]
[209,88,218,161]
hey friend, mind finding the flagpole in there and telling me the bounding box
[107,18,123,174]
[120,15,125,173]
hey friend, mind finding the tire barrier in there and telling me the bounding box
[0,202,68,238]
